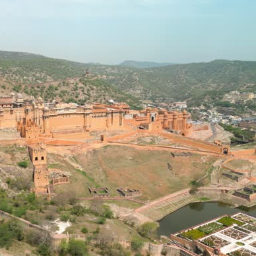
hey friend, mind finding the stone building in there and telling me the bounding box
[233,185,256,201]
[117,188,141,198]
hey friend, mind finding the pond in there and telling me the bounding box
[158,202,256,236]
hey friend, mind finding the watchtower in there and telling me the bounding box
[28,144,47,165]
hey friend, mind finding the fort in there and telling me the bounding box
[0,99,192,140]
[3,95,256,255]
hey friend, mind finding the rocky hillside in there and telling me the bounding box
[1,51,256,107]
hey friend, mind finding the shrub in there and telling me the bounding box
[17,161,28,168]
[102,205,113,219]
[138,222,159,238]
[71,205,86,216]
[68,239,88,256]
[81,227,88,234]
[37,244,51,256]
[97,217,106,225]
[60,213,70,222]
[131,236,144,251]
[13,207,27,218]
[0,220,23,249]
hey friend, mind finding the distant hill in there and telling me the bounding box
[119,60,173,69]
[1,50,256,109]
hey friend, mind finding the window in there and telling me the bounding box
[41,156,44,160]
[35,157,38,161]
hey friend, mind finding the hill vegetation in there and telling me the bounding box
[1,51,256,108]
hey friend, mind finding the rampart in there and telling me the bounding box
[231,149,256,157]
[0,209,50,236]
[159,132,229,154]
[106,131,137,142]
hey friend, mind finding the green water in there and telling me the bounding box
[158,202,256,236]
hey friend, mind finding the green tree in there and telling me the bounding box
[131,236,144,252]
[37,244,51,256]
[68,240,88,256]
[0,220,23,249]
[138,222,159,238]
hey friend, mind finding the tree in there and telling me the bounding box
[0,220,23,249]
[131,236,144,252]
[37,244,51,256]
[71,205,87,216]
[68,240,88,256]
[138,222,159,238]
[58,240,69,256]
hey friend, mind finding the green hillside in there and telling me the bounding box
[1,51,256,108]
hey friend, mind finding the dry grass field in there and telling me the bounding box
[64,145,216,200]
[225,159,256,171]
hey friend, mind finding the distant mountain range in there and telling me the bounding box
[118,60,174,68]
[1,50,256,108]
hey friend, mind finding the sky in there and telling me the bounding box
[0,0,256,64]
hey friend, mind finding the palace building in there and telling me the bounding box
[0,97,192,140]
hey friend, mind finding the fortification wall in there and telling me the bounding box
[46,114,85,131]
[0,209,50,236]
[160,132,222,154]
[0,108,24,129]
[52,132,90,139]
[107,131,137,142]
[231,149,256,156]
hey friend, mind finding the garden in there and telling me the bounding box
[180,222,224,240]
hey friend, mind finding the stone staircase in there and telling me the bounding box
[138,193,196,221]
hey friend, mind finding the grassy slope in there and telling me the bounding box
[74,145,215,200]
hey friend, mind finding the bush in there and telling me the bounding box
[37,244,51,256]
[0,220,23,249]
[138,222,159,238]
[60,213,70,222]
[68,239,88,256]
[7,177,31,191]
[17,161,28,168]
[13,207,27,217]
[131,236,144,251]
[71,205,86,216]
[97,217,106,225]
[81,227,88,234]
[102,205,113,219]
[26,230,51,247]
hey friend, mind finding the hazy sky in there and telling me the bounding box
[0,0,256,64]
